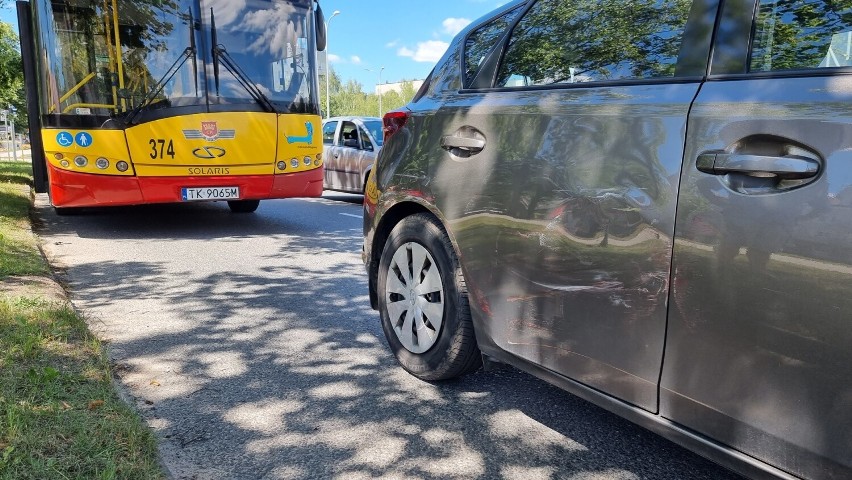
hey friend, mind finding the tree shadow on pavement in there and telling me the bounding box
[35,196,742,480]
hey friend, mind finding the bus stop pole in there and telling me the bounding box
[1,110,7,161]
[10,114,16,162]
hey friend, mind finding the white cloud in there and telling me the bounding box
[351,55,362,65]
[442,17,471,36]
[397,41,449,63]
[327,53,342,63]
[385,39,400,48]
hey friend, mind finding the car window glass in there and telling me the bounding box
[750,0,852,72]
[322,121,337,145]
[364,120,384,147]
[496,0,694,87]
[340,121,359,148]
[427,40,463,95]
[359,127,374,150]
[464,6,525,87]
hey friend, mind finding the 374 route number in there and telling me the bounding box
[149,139,175,159]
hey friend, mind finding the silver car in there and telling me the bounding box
[363,1,852,479]
[322,116,383,194]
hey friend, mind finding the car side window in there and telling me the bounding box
[322,121,338,145]
[340,122,359,148]
[358,127,374,151]
[496,0,694,87]
[750,0,852,72]
[464,6,524,87]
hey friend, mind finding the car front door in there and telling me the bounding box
[322,120,339,189]
[663,1,852,478]
[433,0,718,411]
[334,120,362,192]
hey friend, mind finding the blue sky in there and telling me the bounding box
[1,1,508,93]
[316,0,508,91]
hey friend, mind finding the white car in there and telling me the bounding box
[321,116,383,194]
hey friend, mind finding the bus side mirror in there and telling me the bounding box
[315,4,326,51]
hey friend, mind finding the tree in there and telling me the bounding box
[320,65,419,118]
[380,81,416,113]
[333,78,371,116]
[0,22,24,133]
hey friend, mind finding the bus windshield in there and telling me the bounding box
[33,0,318,127]
[208,1,316,112]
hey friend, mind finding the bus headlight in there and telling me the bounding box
[303,156,312,166]
[74,155,88,167]
[95,157,109,170]
[277,160,286,171]
[116,161,129,172]
[290,158,299,169]
[60,160,70,168]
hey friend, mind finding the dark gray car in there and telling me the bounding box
[363,1,852,479]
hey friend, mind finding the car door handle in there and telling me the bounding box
[441,136,485,153]
[697,153,820,179]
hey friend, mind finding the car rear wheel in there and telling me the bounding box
[227,199,260,213]
[377,213,481,380]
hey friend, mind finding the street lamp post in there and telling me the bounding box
[366,66,385,118]
[325,10,340,119]
[378,66,384,117]
[0,109,6,160]
[9,105,16,163]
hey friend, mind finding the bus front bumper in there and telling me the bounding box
[47,164,324,208]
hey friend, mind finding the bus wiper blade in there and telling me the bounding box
[125,45,195,124]
[190,9,198,96]
[213,46,276,112]
[211,8,219,95]
[210,9,276,113]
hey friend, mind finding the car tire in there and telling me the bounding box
[227,199,260,213]
[377,213,482,380]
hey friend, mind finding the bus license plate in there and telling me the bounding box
[181,187,240,201]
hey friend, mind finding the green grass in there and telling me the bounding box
[0,162,48,277]
[0,162,164,480]
[0,298,163,480]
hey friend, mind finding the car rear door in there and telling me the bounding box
[335,120,363,192]
[431,0,718,412]
[664,1,852,478]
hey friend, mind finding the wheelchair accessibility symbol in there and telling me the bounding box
[56,131,73,147]
[75,132,93,147]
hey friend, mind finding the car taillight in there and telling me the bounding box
[383,110,410,143]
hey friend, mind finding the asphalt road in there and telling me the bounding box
[35,192,743,480]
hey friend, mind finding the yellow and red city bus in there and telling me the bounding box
[16,0,328,213]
